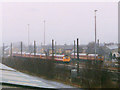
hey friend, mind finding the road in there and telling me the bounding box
[0,63,75,89]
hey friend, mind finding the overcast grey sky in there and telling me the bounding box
[2,2,118,45]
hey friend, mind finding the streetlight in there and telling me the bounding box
[94,10,98,61]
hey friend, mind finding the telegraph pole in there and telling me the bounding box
[94,10,98,61]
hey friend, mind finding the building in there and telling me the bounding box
[38,45,87,55]
[106,44,119,58]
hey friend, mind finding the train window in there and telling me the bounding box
[98,56,102,59]
[64,56,68,59]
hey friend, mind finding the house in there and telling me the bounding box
[106,44,119,58]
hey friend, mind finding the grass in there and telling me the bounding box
[9,67,81,88]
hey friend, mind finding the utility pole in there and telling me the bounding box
[21,41,22,56]
[34,40,36,56]
[118,2,120,88]
[52,39,54,60]
[28,24,30,47]
[43,20,46,56]
[74,40,76,60]
[77,38,79,76]
[94,10,98,61]
[27,24,30,52]
[44,20,46,46]
[10,43,12,57]
[77,38,79,60]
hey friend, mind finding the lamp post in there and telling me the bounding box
[94,10,97,61]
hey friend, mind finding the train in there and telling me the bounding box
[12,52,104,63]
[71,53,104,62]
[12,52,71,63]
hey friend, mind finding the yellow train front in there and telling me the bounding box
[53,55,71,63]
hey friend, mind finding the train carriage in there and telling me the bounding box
[12,52,71,63]
[71,53,104,61]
